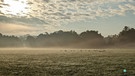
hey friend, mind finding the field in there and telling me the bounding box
[0,48,134,76]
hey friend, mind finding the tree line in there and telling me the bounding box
[0,26,135,48]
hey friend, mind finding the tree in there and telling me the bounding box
[26,36,36,47]
[0,33,2,37]
[0,34,22,47]
[105,34,118,45]
[80,30,103,40]
[79,30,105,48]
[123,26,130,31]
[118,26,135,43]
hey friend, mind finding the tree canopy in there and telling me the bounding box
[0,26,135,48]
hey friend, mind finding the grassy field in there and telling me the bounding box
[0,48,134,76]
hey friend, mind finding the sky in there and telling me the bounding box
[0,0,135,37]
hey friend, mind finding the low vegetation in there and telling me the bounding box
[0,49,134,76]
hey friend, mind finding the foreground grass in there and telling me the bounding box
[0,49,134,76]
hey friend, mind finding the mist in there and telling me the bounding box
[0,26,135,49]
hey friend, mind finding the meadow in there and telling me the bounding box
[0,48,134,76]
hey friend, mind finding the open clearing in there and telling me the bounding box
[0,48,134,76]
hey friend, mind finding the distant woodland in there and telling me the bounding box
[0,26,135,48]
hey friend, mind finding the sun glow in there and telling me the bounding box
[1,0,29,16]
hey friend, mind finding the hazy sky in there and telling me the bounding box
[0,0,135,36]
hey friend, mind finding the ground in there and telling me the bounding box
[0,48,134,76]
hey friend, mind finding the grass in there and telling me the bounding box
[0,48,134,76]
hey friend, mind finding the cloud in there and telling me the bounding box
[25,0,135,21]
[0,0,135,35]
[0,24,35,31]
[1,0,135,22]
[0,16,47,25]
[0,23,45,35]
[0,16,59,35]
